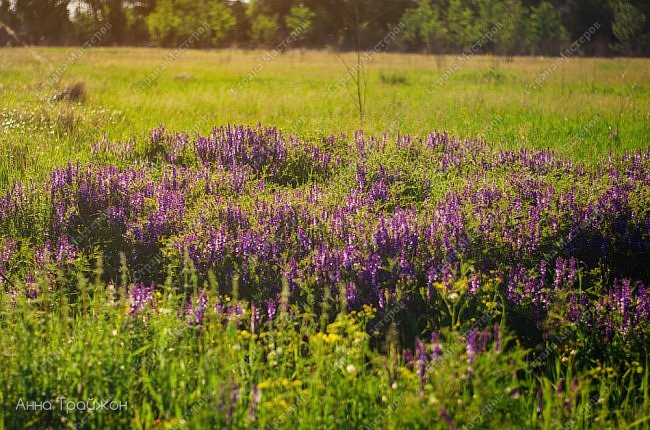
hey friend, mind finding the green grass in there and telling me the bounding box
[1,48,649,186]
[1,270,639,429]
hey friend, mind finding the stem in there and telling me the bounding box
[0,270,16,289]
[355,2,364,130]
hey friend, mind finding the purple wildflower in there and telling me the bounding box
[466,329,479,364]
[415,338,427,390]
[248,385,260,422]
[129,283,156,315]
[431,332,443,360]
[266,298,277,321]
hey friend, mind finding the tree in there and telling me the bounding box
[123,0,156,45]
[446,0,478,52]
[401,0,447,53]
[207,2,237,46]
[147,0,235,47]
[247,0,293,43]
[0,0,14,27]
[249,14,280,46]
[478,0,527,60]
[400,0,448,70]
[228,1,251,46]
[284,5,315,44]
[146,0,181,46]
[13,0,72,44]
[610,0,646,55]
[527,1,569,56]
[108,0,126,44]
[67,0,127,45]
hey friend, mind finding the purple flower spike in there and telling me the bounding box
[266,298,277,321]
[248,385,260,422]
[493,323,501,352]
[430,332,443,360]
[469,276,479,296]
[466,329,479,364]
[415,338,427,389]
[128,283,156,316]
[185,291,208,325]
[403,349,414,367]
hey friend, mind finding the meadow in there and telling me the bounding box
[0,48,649,429]
[1,48,649,184]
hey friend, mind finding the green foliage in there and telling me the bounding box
[11,0,72,44]
[611,1,647,55]
[379,71,409,85]
[123,6,150,44]
[284,5,315,43]
[249,13,280,46]
[2,0,650,56]
[146,0,235,47]
[479,0,527,57]
[400,0,448,53]
[527,1,569,56]
[446,0,478,51]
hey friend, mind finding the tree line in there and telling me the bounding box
[0,0,648,56]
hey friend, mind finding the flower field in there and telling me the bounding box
[1,123,648,429]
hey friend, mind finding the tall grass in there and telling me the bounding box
[1,261,646,429]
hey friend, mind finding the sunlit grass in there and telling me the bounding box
[1,48,648,186]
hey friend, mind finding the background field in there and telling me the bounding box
[1,48,649,185]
